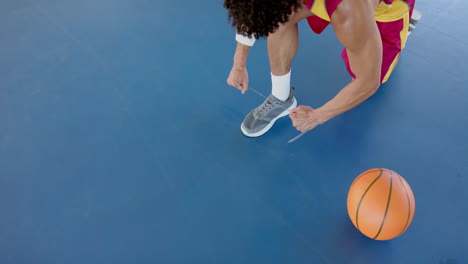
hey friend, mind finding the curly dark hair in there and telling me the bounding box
[224,0,302,39]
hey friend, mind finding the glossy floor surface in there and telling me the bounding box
[1,0,467,263]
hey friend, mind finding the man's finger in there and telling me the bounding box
[241,82,248,93]
[235,82,242,92]
[295,112,305,119]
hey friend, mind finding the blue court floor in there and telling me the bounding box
[0,0,467,263]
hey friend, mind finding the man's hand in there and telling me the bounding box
[227,66,249,94]
[289,105,322,132]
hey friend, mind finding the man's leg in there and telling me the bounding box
[240,6,313,138]
[341,0,419,84]
[268,6,313,101]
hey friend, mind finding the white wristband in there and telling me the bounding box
[235,32,256,47]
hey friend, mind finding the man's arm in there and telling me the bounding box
[233,42,250,70]
[315,0,382,123]
[233,32,255,69]
[227,33,256,93]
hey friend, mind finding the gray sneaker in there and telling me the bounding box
[408,9,422,36]
[241,86,297,137]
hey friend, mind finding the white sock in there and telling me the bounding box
[271,69,291,101]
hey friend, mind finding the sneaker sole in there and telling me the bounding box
[411,9,422,22]
[408,10,422,37]
[241,97,298,138]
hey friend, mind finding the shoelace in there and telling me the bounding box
[255,99,277,119]
[249,87,307,144]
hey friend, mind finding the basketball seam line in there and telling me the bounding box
[373,169,394,240]
[397,175,412,237]
[355,168,383,231]
[352,169,381,184]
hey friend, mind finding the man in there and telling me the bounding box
[224,0,421,137]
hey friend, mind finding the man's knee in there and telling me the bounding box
[289,4,313,23]
[275,7,310,32]
[269,4,311,35]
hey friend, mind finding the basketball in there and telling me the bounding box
[347,168,416,240]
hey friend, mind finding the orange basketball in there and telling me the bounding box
[347,168,415,240]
